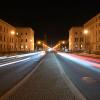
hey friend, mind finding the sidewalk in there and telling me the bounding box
[4,53,79,100]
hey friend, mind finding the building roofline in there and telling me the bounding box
[84,13,100,25]
[69,26,83,32]
[16,27,34,32]
[0,19,15,28]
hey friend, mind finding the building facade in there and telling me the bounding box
[0,19,17,53]
[0,19,34,54]
[16,27,34,52]
[84,13,100,53]
[69,27,84,51]
[69,13,100,53]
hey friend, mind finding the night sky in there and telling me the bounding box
[0,0,100,46]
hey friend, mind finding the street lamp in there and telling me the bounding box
[83,29,88,35]
[83,29,90,53]
[11,30,15,35]
[62,41,65,44]
[37,41,41,45]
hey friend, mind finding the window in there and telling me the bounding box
[4,44,5,49]
[4,36,5,42]
[80,38,83,42]
[0,44,2,49]
[75,44,78,48]
[80,44,83,48]
[16,39,17,42]
[75,38,78,42]
[75,32,78,36]
[21,39,23,42]
[12,38,13,43]
[4,27,5,32]
[7,28,8,33]
[98,30,100,34]
[0,26,2,32]
[21,45,23,49]
[10,38,11,42]
[0,36,2,41]
[26,45,28,48]
[75,32,78,35]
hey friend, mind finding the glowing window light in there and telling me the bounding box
[26,45,28,48]
[21,45,23,49]
[16,32,19,35]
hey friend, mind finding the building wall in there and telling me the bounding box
[69,27,84,51]
[16,27,34,52]
[0,19,34,54]
[0,19,17,53]
[84,13,100,53]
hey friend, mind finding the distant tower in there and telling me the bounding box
[44,32,47,44]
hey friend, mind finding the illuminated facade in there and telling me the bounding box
[0,19,17,53]
[16,27,34,52]
[84,13,100,53]
[69,27,84,51]
[0,19,34,54]
[69,13,100,53]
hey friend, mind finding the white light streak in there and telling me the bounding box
[0,57,30,68]
[57,52,100,72]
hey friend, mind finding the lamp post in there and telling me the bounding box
[83,29,90,53]
[36,41,42,51]
[10,30,16,54]
[61,41,66,52]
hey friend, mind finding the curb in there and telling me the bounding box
[0,56,46,100]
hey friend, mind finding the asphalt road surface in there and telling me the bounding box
[56,52,100,100]
[2,52,79,100]
[0,51,46,97]
[0,52,100,100]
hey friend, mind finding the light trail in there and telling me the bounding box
[57,52,100,72]
[0,51,45,59]
[69,54,100,63]
[0,51,46,68]
[15,51,45,58]
[0,57,31,68]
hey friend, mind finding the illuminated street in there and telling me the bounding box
[1,52,78,100]
[0,51,45,98]
[0,52,99,100]
[57,52,100,100]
